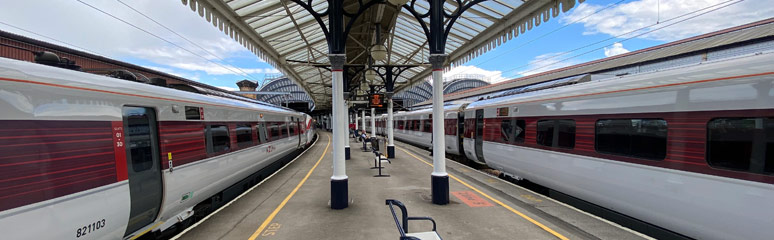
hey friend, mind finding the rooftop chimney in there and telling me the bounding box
[236,80,258,99]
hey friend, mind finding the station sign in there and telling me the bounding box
[369,93,385,108]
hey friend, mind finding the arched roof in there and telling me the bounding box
[394,76,490,107]
[443,78,489,95]
[255,77,315,110]
[180,0,586,110]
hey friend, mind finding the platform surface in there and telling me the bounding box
[174,132,650,240]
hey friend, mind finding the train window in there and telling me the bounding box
[124,107,158,172]
[445,119,456,135]
[708,118,773,174]
[280,123,288,138]
[766,118,773,174]
[596,119,667,160]
[501,119,514,143]
[424,119,432,133]
[257,123,267,144]
[270,123,280,141]
[206,125,230,154]
[536,120,554,147]
[236,124,253,148]
[415,120,421,131]
[537,119,575,149]
[557,120,576,149]
[515,120,526,143]
[185,106,201,120]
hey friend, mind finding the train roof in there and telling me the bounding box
[466,50,774,111]
[0,29,300,113]
[0,57,300,115]
[413,18,774,107]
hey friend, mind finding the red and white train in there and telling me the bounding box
[0,57,315,239]
[367,52,774,239]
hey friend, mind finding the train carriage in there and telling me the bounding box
[380,50,773,240]
[0,57,311,239]
[461,52,774,240]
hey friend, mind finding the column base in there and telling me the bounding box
[345,146,350,160]
[387,145,395,159]
[431,175,449,205]
[331,178,348,209]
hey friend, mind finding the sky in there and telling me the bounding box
[1,0,772,91]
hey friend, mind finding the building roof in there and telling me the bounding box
[236,79,258,88]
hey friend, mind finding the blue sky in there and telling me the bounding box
[1,0,772,90]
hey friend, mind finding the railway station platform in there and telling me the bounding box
[173,132,650,240]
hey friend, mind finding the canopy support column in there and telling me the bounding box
[429,54,448,205]
[387,98,394,158]
[344,108,350,160]
[330,54,348,209]
[385,67,395,158]
[370,108,376,137]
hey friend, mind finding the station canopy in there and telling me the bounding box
[180,0,585,109]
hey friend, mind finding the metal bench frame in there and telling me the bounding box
[385,199,441,240]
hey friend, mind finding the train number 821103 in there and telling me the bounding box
[76,219,105,238]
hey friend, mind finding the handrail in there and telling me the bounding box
[386,199,440,240]
[386,199,410,233]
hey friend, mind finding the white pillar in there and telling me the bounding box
[370,108,376,137]
[331,64,346,180]
[429,54,448,205]
[343,102,350,159]
[355,114,359,132]
[387,98,395,158]
[362,111,366,134]
[329,54,347,209]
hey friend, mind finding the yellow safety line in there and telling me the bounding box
[398,147,570,240]
[248,134,331,240]
[130,221,165,240]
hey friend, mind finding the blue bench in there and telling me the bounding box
[385,199,441,240]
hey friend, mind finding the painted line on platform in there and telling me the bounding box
[248,134,331,240]
[398,147,570,240]
[171,134,321,240]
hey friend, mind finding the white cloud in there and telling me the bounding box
[122,41,280,77]
[514,52,579,77]
[0,0,274,82]
[216,86,238,92]
[444,65,508,84]
[604,42,630,57]
[141,65,201,81]
[561,0,774,42]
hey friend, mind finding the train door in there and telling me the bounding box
[297,119,302,148]
[457,113,465,157]
[474,109,485,163]
[122,107,163,237]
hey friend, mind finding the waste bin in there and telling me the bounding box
[370,137,380,151]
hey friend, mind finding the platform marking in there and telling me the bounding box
[451,191,494,207]
[398,147,570,240]
[248,134,331,240]
[170,135,321,240]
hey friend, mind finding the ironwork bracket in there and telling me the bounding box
[402,0,488,54]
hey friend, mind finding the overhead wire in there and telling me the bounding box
[74,0,261,83]
[114,0,265,86]
[490,0,744,79]
[472,0,628,67]
[0,21,108,57]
